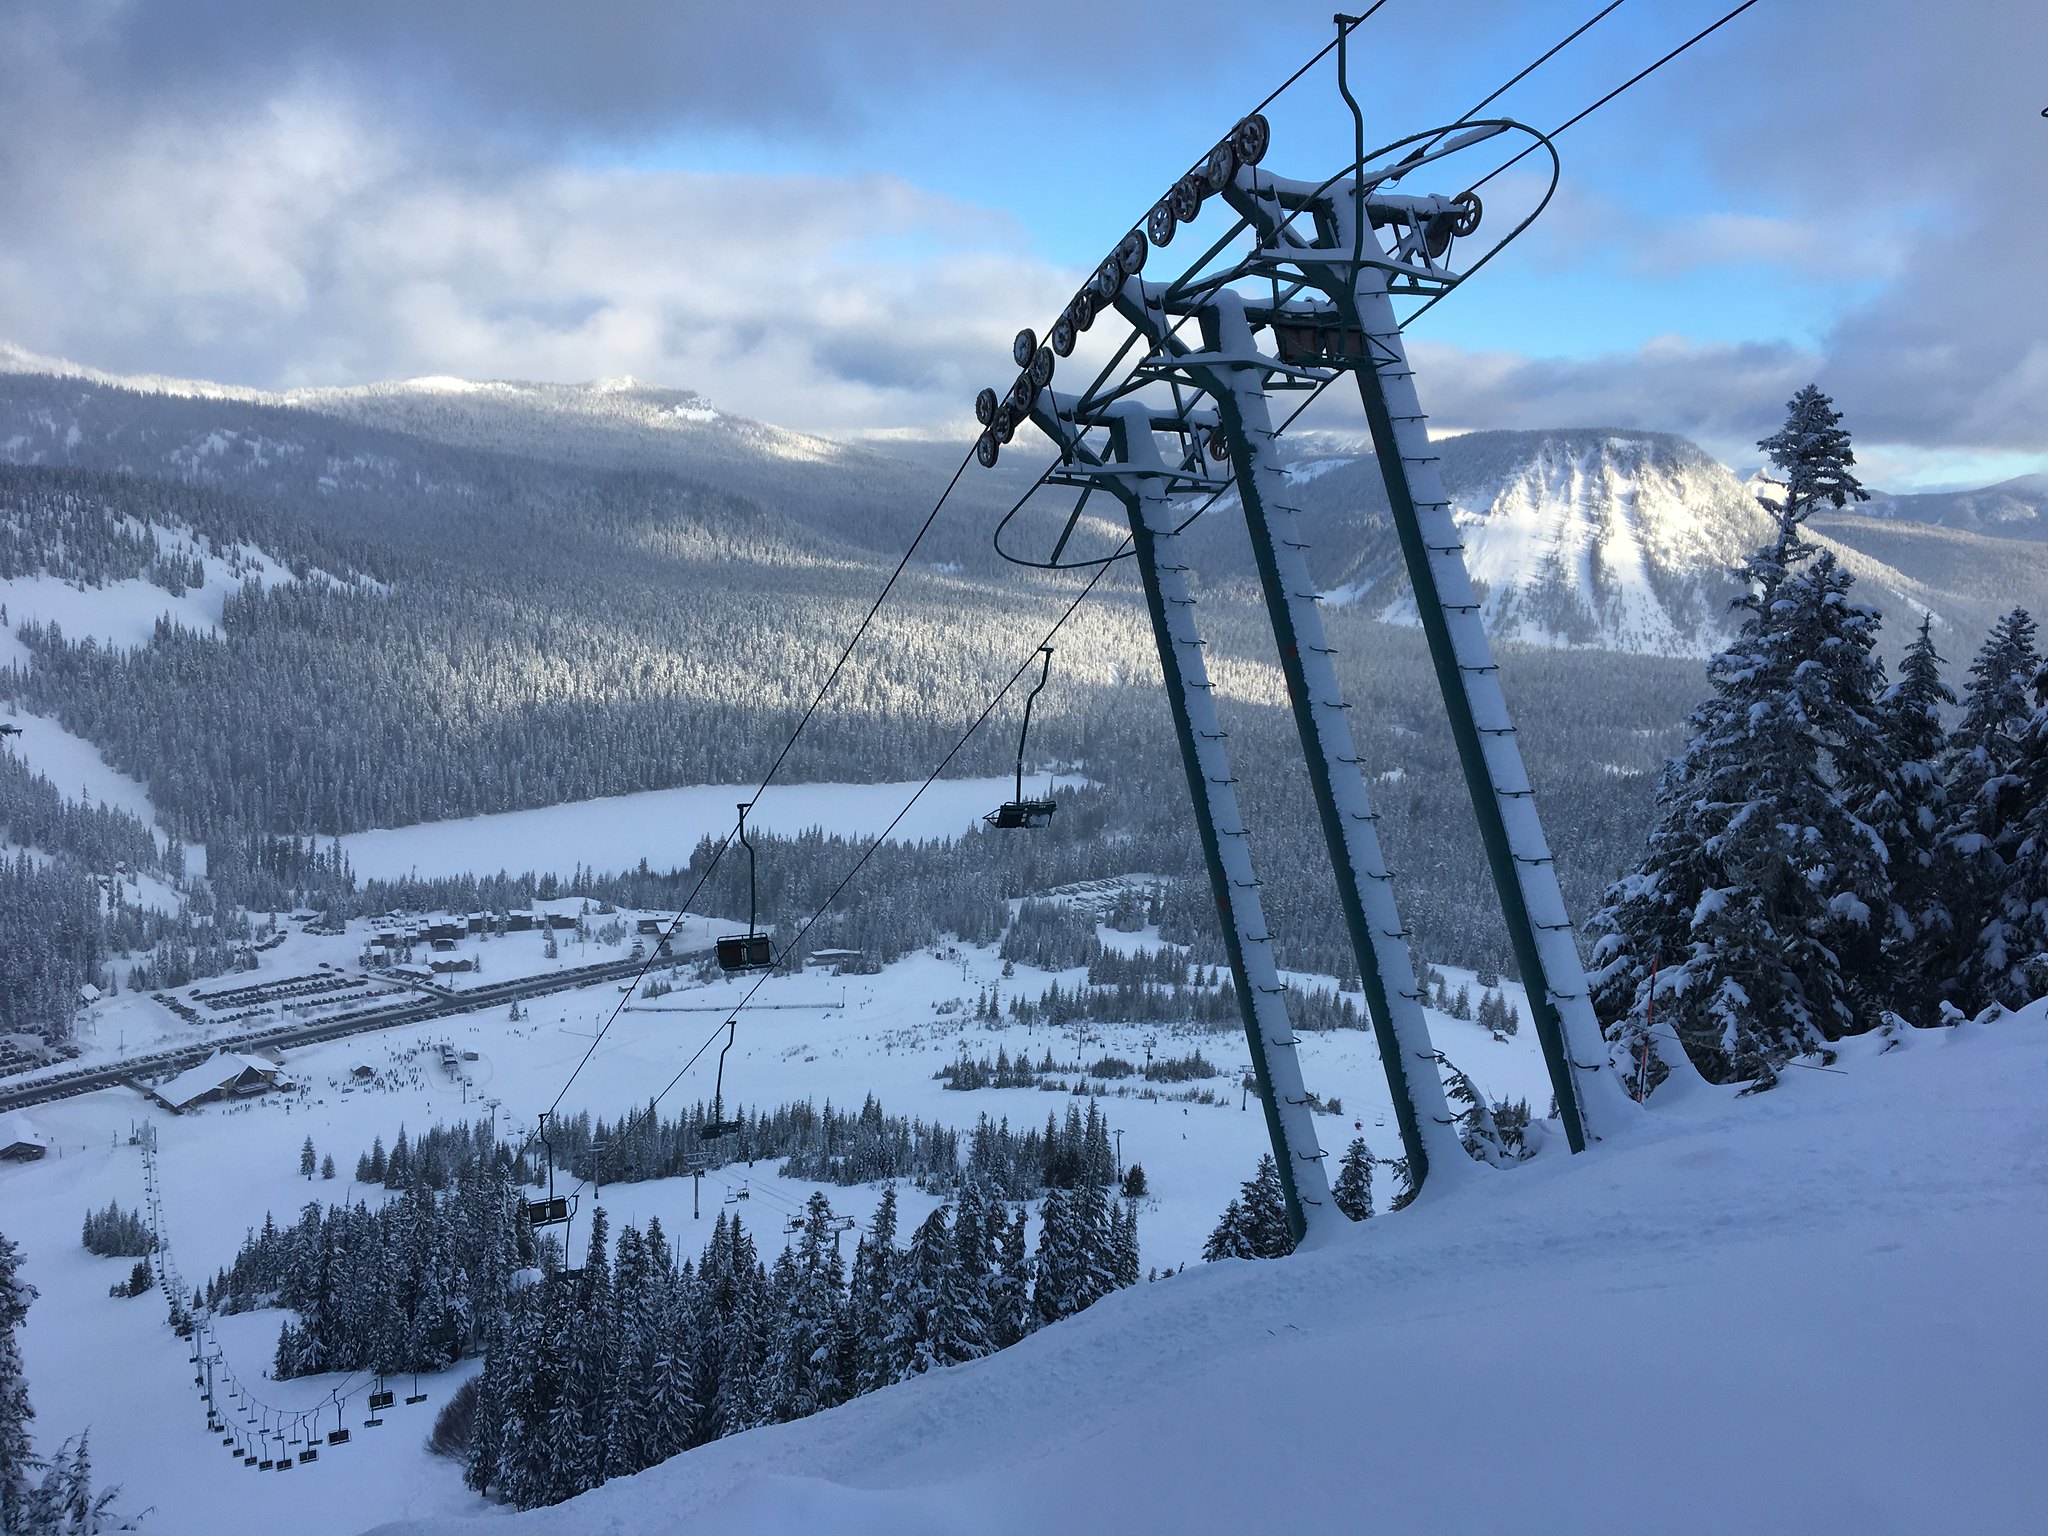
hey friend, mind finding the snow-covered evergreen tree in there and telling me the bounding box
[1943,610,2043,1009]
[1967,658,2048,1007]
[1332,1138,1375,1222]
[1,1229,39,1533]
[1591,388,1893,1086]
[1202,1156,1294,1261]
[1754,384,1871,531]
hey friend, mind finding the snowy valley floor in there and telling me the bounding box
[5,944,2042,1536]
[369,1011,2048,1536]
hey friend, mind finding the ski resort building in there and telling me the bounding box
[0,1115,50,1162]
[150,1051,293,1113]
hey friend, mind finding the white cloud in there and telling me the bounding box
[0,91,1079,433]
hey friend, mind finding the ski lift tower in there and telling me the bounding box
[975,21,1630,1242]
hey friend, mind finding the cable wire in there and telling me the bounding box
[1468,0,1765,194]
[571,541,1133,1172]
[540,447,978,1119]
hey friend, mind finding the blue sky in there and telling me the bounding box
[0,0,2039,489]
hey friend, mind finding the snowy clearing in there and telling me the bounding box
[338,774,1091,882]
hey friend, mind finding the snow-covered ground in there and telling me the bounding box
[0,707,201,872]
[8,928,2039,1536]
[4,925,1547,1536]
[371,1005,2045,1536]
[339,774,1091,882]
[0,710,159,827]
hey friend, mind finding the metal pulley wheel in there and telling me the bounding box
[993,405,1015,444]
[975,388,998,427]
[1113,229,1147,277]
[1012,328,1038,368]
[1231,113,1270,166]
[1206,427,1230,462]
[1450,190,1482,237]
[1070,288,1098,332]
[976,431,999,468]
[1030,346,1055,388]
[1006,377,1035,417]
[1050,311,1078,357]
[1146,200,1176,247]
[1088,260,1121,305]
[1168,175,1202,223]
[1202,140,1238,194]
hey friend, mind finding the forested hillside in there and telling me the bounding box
[3,366,2030,1046]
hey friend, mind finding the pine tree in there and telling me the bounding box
[1944,610,2043,1009]
[1591,391,1893,1086]
[937,1184,995,1367]
[1,1229,40,1532]
[1332,1138,1375,1222]
[990,1204,1033,1350]
[1969,659,2048,1008]
[1031,1187,1080,1325]
[1867,616,1957,1020]
[881,1206,951,1382]
[849,1188,897,1394]
[299,1136,317,1179]
[1754,383,1871,533]
[1203,1157,1294,1261]
[1201,1198,1255,1262]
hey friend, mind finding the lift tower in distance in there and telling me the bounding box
[973,26,1633,1243]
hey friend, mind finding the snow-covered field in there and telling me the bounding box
[339,774,1091,882]
[374,1005,2046,1536]
[3,924,1550,1536]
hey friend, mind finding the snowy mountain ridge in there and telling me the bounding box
[0,341,865,478]
[4,346,2041,661]
[1270,429,1773,657]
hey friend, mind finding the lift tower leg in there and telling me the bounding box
[1195,293,1469,1192]
[1103,403,1333,1243]
[1334,265,1633,1149]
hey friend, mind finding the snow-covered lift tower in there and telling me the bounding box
[975,29,1634,1239]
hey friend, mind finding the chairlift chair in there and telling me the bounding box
[717,803,774,972]
[986,647,1059,830]
[697,1018,746,1141]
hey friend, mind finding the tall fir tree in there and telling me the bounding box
[1,1229,38,1534]
[1967,658,2048,1007]
[1591,387,1893,1086]
[1942,610,2042,1009]
[1865,616,1957,1020]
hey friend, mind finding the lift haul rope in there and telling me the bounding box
[531,0,1765,1191]
[526,0,1419,1151]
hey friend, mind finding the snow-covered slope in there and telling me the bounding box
[1858,473,2048,542]
[1266,428,2048,659]
[1273,430,1771,657]
[372,1009,2048,1536]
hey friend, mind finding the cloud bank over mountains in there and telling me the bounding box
[0,1,2037,481]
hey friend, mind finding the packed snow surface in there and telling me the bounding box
[339,774,1090,881]
[367,1013,2045,1536]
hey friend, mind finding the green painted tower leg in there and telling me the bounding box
[1102,403,1334,1243]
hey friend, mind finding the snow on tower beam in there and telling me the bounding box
[1108,278,1468,1193]
[1030,392,1334,1242]
[1218,163,1637,1147]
